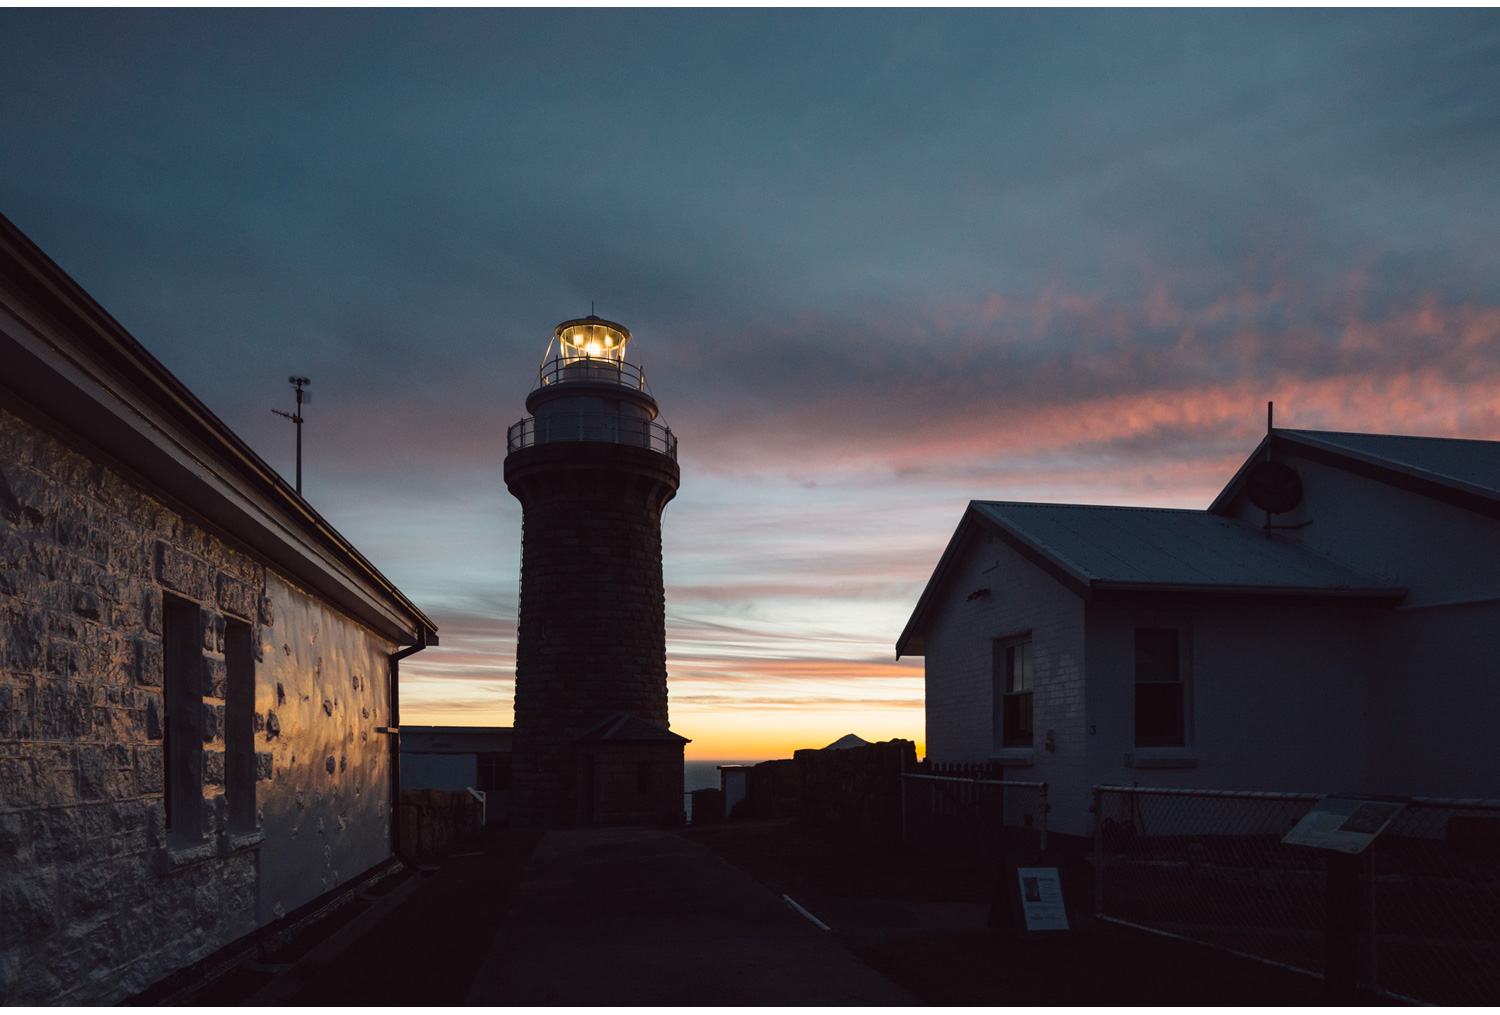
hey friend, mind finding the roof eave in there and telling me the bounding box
[1092,580,1407,606]
[0,212,437,645]
[896,507,980,658]
[896,502,1094,658]
[1214,428,1500,521]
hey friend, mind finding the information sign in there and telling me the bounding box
[1280,796,1405,854]
[1015,867,1069,932]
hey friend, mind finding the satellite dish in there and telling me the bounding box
[1246,460,1303,514]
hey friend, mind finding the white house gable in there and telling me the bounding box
[916,518,1085,775]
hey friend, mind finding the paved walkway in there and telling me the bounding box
[464,827,916,1005]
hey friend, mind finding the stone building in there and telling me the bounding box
[0,212,437,1003]
[503,315,687,828]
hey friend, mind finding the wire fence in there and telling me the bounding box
[1093,785,1500,1005]
[902,765,1048,863]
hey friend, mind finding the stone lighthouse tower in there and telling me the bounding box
[504,315,687,828]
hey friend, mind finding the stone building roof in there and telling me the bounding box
[0,211,437,647]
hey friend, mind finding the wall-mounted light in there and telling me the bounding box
[966,588,990,602]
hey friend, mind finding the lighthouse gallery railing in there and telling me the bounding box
[507,412,678,460]
[536,358,647,391]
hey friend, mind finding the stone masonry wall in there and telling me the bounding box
[0,406,394,1003]
[507,444,677,828]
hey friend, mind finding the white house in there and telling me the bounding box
[897,427,1500,840]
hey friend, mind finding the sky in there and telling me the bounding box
[5,10,1500,759]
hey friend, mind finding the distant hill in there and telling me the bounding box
[822,734,872,750]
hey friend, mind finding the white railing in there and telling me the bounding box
[537,358,646,391]
[507,412,678,459]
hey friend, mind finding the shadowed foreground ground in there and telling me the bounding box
[180,818,1337,1005]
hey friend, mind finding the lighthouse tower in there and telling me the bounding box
[504,315,687,828]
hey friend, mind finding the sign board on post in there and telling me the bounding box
[1015,867,1070,933]
[1280,795,1401,1001]
[1280,796,1405,854]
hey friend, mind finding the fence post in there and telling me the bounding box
[1092,786,1105,917]
[1363,844,1378,994]
[1326,851,1362,1002]
[1039,782,1049,854]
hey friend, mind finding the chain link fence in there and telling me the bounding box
[1092,786,1500,1005]
[902,768,1048,863]
[1373,799,1500,1005]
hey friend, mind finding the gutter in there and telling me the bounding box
[384,634,436,859]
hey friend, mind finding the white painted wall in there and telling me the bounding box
[256,573,396,924]
[1222,448,1500,799]
[1077,601,1382,836]
[919,524,1088,827]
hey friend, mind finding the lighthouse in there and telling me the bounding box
[504,315,687,827]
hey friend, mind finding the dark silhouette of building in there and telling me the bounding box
[504,316,686,827]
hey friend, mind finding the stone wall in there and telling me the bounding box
[0,405,396,1003]
[794,739,917,842]
[396,789,482,860]
[505,441,680,827]
[575,742,685,827]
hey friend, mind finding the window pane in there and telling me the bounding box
[1135,683,1184,744]
[1003,691,1033,746]
[224,619,256,833]
[163,597,203,842]
[991,642,1005,740]
[1135,628,1179,683]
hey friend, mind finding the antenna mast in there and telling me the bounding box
[272,376,311,496]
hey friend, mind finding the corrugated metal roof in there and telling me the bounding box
[1285,429,1500,495]
[971,501,1402,594]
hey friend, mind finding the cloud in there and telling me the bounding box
[7,9,1500,757]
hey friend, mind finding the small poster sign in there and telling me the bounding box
[1015,867,1069,932]
[1281,796,1405,854]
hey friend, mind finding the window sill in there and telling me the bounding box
[219,829,266,856]
[151,840,216,874]
[1124,748,1198,770]
[152,829,264,874]
[990,748,1035,767]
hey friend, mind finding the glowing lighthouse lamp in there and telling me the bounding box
[540,316,644,390]
[514,314,673,454]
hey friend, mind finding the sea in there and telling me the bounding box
[683,759,764,822]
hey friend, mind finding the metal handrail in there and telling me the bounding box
[903,773,1046,789]
[507,411,678,460]
[536,358,646,391]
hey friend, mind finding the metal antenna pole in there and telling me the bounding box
[272,376,311,496]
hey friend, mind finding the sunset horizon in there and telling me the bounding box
[5,9,1499,760]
